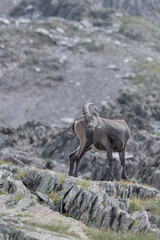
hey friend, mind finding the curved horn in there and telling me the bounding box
[82,103,99,123]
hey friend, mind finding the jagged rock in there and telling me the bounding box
[0,17,11,25]
[18,166,160,232]
[0,0,160,197]
[3,176,17,193]
[0,169,89,240]
[0,165,160,237]
[132,211,150,233]
[35,191,49,202]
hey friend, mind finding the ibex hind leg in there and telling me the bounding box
[119,148,129,181]
[74,142,91,177]
[107,141,114,181]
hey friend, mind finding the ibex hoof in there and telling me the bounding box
[108,175,114,181]
[73,173,78,178]
[122,177,130,182]
[68,172,74,177]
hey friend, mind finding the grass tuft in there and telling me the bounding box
[49,191,64,205]
[14,170,28,180]
[0,189,7,195]
[13,193,24,202]
[76,179,92,189]
[0,160,11,165]
[86,227,160,240]
[128,197,160,215]
[23,221,72,236]
[58,172,65,188]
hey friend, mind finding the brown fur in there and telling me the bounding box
[68,103,131,180]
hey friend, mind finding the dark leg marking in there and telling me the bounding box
[74,142,91,177]
[107,141,114,181]
[119,147,129,180]
[68,147,79,176]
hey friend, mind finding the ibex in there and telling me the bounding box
[68,103,131,181]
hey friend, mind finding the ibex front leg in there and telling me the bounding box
[69,147,79,176]
[74,142,90,177]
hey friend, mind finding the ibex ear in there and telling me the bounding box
[95,107,99,117]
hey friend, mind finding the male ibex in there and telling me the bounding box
[68,103,131,181]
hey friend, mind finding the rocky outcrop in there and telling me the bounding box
[9,0,160,29]
[10,0,92,20]
[1,164,160,237]
[0,165,89,240]
[102,0,160,28]
[0,0,160,196]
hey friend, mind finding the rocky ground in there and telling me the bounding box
[0,0,160,239]
[0,164,160,239]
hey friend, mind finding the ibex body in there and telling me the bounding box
[68,103,130,181]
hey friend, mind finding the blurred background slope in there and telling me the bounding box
[0,0,160,188]
[0,0,20,15]
[0,0,160,127]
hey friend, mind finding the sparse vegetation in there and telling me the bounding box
[14,213,32,218]
[76,179,92,189]
[119,16,160,42]
[135,60,160,75]
[131,74,146,85]
[128,197,160,215]
[0,190,7,195]
[57,172,65,187]
[119,180,133,186]
[125,59,160,85]
[128,199,142,213]
[13,193,24,202]
[86,228,160,240]
[23,221,70,235]
[0,160,11,165]
[14,170,28,180]
[49,191,64,205]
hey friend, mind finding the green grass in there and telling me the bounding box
[128,197,160,216]
[135,60,160,75]
[131,75,146,85]
[86,228,160,240]
[13,193,24,202]
[157,133,160,137]
[23,221,72,236]
[76,179,92,189]
[14,170,28,180]
[119,15,160,42]
[119,180,133,186]
[0,189,7,195]
[130,59,160,85]
[35,222,69,233]
[14,213,32,218]
[57,172,65,188]
[0,160,11,165]
[41,157,47,162]
[49,191,64,205]
[81,42,92,48]
[121,16,159,32]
